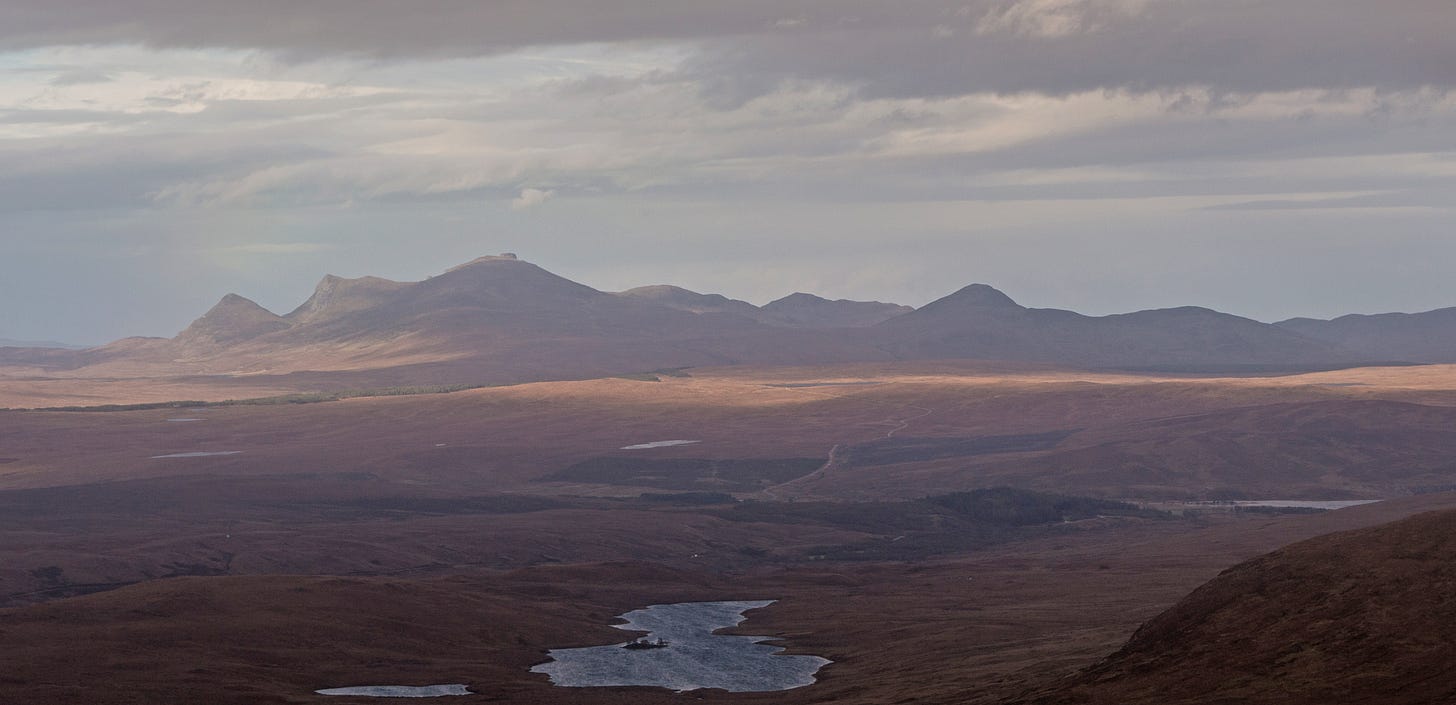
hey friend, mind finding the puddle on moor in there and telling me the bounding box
[620,440,701,450]
[531,600,830,693]
[1229,500,1381,510]
[315,685,472,697]
[149,451,242,459]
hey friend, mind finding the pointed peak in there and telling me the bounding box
[179,293,289,345]
[211,293,271,312]
[768,292,828,306]
[445,253,523,273]
[920,283,1021,312]
[949,283,1019,307]
[619,284,702,297]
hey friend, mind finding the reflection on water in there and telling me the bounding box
[149,451,242,458]
[315,684,472,697]
[620,440,701,450]
[532,600,830,692]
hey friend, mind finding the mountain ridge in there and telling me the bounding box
[1277,306,1456,363]
[5,254,1445,386]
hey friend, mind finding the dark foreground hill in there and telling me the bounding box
[1016,508,1456,705]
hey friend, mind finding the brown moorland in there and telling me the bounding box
[7,359,1456,703]
[1016,507,1456,704]
[3,495,1455,705]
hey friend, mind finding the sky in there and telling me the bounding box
[2,1,1454,344]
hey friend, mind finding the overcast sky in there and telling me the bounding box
[2,1,1454,343]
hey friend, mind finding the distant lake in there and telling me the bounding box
[149,451,241,459]
[620,440,700,450]
[316,684,471,697]
[531,600,830,693]
[1229,500,1380,510]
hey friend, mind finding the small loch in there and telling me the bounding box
[150,451,242,459]
[315,684,471,697]
[531,600,830,693]
[620,440,701,450]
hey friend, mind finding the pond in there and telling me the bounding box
[315,684,472,697]
[620,440,701,450]
[531,600,830,693]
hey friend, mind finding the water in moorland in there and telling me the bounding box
[149,451,242,458]
[531,600,830,693]
[315,684,472,697]
[620,440,700,450]
[1230,500,1381,510]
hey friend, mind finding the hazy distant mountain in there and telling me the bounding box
[0,338,87,350]
[615,285,762,319]
[4,255,1404,384]
[285,274,408,326]
[761,293,912,328]
[617,286,911,328]
[1277,307,1456,363]
[875,283,1350,369]
[36,254,884,385]
[175,293,291,348]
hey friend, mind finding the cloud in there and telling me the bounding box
[48,68,114,86]
[510,187,555,210]
[1,1,1452,99]
[5,1,1456,344]
[218,242,334,254]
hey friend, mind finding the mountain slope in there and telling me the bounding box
[174,294,290,348]
[761,292,912,328]
[615,284,763,319]
[1278,307,1456,363]
[1020,507,1456,704]
[5,258,1397,388]
[877,284,1351,369]
[285,274,408,326]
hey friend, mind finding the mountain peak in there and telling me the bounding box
[945,283,1020,308]
[286,274,405,323]
[177,293,289,346]
[444,253,522,273]
[762,292,912,328]
[910,284,1023,317]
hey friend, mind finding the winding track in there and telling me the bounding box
[758,392,936,500]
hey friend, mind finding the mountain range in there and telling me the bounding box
[5,254,1454,388]
[0,337,87,350]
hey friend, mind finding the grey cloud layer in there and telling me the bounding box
[4,1,1456,343]
[3,1,1453,97]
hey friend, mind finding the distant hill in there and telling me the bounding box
[175,293,291,348]
[1020,507,1456,704]
[1278,307,1456,363]
[616,286,909,328]
[0,338,88,350]
[875,284,1350,369]
[615,285,762,319]
[2,255,1419,386]
[761,292,912,328]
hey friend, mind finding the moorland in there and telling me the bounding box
[5,256,1456,704]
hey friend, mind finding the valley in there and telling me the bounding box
[5,353,1456,702]
[5,258,1456,703]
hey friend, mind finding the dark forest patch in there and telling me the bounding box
[542,457,822,492]
[843,430,1076,466]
